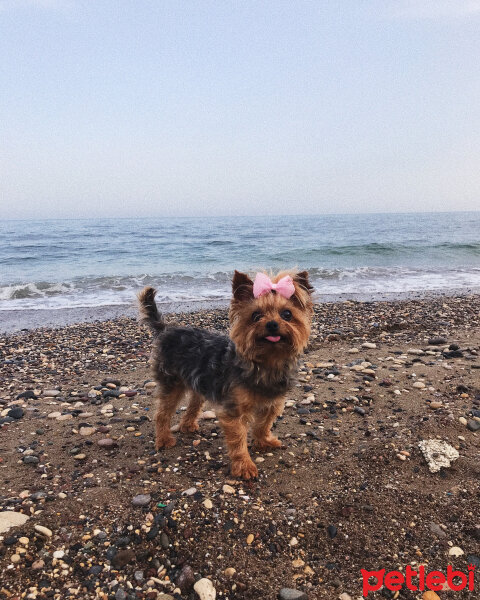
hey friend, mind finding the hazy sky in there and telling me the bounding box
[1,0,479,219]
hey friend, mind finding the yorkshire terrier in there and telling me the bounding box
[138,270,313,479]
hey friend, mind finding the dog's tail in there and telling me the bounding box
[138,287,165,334]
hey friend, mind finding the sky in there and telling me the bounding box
[1,0,479,219]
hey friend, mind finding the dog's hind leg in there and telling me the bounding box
[155,383,185,449]
[179,391,204,433]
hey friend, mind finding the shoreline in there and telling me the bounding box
[2,287,480,335]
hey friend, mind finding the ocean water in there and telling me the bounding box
[1,213,480,317]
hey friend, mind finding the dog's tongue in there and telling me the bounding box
[266,335,281,343]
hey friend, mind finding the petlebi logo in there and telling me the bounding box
[361,564,476,597]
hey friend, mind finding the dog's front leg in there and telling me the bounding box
[252,396,284,450]
[218,411,258,480]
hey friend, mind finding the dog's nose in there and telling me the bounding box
[266,320,279,333]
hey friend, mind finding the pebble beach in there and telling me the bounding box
[1,295,480,600]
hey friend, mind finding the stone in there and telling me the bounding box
[132,494,151,507]
[193,578,216,600]
[7,407,24,419]
[418,439,459,473]
[428,337,447,345]
[176,564,195,591]
[43,389,61,396]
[429,523,447,538]
[201,410,216,420]
[53,549,65,559]
[413,381,426,389]
[467,419,480,432]
[112,549,135,568]
[429,401,443,409]
[222,484,235,494]
[422,592,440,600]
[339,594,352,600]
[203,499,213,509]
[34,525,52,537]
[48,412,61,419]
[448,546,464,557]
[0,511,29,534]
[98,438,115,447]
[278,589,308,600]
[224,567,236,577]
[32,559,45,569]
[246,533,254,544]
[362,342,376,349]
[79,426,96,436]
[182,487,197,496]
[23,455,39,464]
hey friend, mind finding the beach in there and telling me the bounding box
[1,295,479,599]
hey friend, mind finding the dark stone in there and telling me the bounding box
[354,406,366,416]
[17,390,37,400]
[160,533,170,549]
[176,564,195,591]
[7,407,24,419]
[23,456,39,464]
[327,525,337,539]
[467,419,480,432]
[112,549,135,569]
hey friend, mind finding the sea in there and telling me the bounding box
[1,212,480,332]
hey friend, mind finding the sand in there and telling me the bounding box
[0,295,479,599]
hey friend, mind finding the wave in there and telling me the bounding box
[2,266,480,311]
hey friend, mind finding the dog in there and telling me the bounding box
[138,270,313,479]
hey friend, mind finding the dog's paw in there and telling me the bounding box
[155,435,176,449]
[253,436,282,450]
[230,458,258,480]
[179,421,200,434]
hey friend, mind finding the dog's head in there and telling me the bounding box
[229,270,313,364]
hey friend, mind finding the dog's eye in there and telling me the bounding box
[251,311,263,322]
[280,309,292,321]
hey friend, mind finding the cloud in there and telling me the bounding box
[385,0,480,20]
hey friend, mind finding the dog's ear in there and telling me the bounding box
[294,270,313,293]
[232,270,254,302]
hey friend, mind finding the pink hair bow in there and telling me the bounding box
[253,272,295,299]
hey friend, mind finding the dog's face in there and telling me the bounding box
[229,270,313,364]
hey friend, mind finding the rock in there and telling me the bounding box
[23,455,39,464]
[429,523,447,538]
[34,525,52,537]
[422,592,440,600]
[144,381,156,389]
[97,438,115,447]
[429,401,443,409]
[193,578,216,600]
[115,588,127,600]
[17,390,37,399]
[176,564,195,591]
[467,419,480,432]
[418,439,459,473]
[222,484,235,494]
[459,416,468,426]
[354,406,365,416]
[278,589,308,600]
[224,567,236,577]
[0,511,29,534]
[182,487,197,496]
[112,549,135,568]
[43,389,61,396]
[7,407,24,419]
[246,533,254,544]
[79,426,96,436]
[428,337,447,345]
[362,342,376,349]
[32,559,45,569]
[412,381,426,389]
[201,410,216,420]
[74,453,86,460]
[48,411,61,419]
[53,549,65,559]
[327,525,337,539]
[339,594,352,600]
[467,555,480,569]
[448,546,464,557]
[132,494,151,507]
[203,499,213,509]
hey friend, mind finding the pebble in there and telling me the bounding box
[203,499,213,509]
[97,438,115,447]
[467,419,480,432]
[428,337,447,345]
[422,592,440,600]
[246,533,254,544]
[362,342,376,349]
[43,389,61,396]
[193,578,216,600]
[0,510,29,533]
[53,550,65,559]
[224,567,236,577]
[132,494,151,507]
[222,484,235,494]
[338,594,352,600]
[201,410,216,420]
[34,525,52,537]
[10,554,21,563]
[182,487,197,496]
[418,439,459,473]
[79,426,96,436]
[448,546,464,557]
[32,559,44,569]
[278,589,308,600]
[413,381,426,389]
[7,407,24,419]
